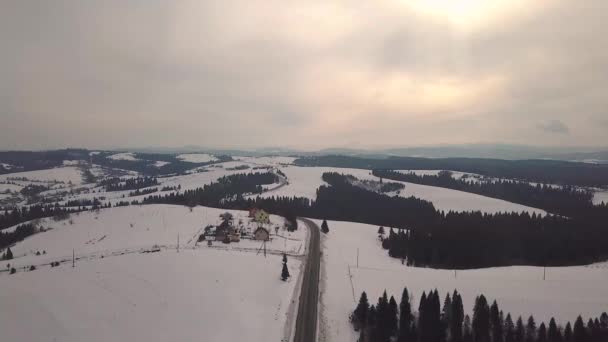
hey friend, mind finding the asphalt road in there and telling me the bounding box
[293,218,321,342]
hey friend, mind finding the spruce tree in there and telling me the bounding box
[564,322,572,342]
[419,292,428,342]
[473,295,491,342]
[281,262,290,281]
[6,247,13,260]
[515,317,525,342]
[443,293,453,342]
[451,291,465,342]
[537,323,547,342]
[490,300,503,342]
[504,314,515,342]
[526,316,537,342]
[398,287,412,342]
[573,316,587,342]
[354,292,370,330]
[388,296,399,338]
[282,253,288,265]
[321,220,329,234]
[547,318,559,342]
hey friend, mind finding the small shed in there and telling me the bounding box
[253,227,270,241]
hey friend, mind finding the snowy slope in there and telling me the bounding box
[261,166,546,215]
[0,167,84,185]
[593,190,608,205]
[6,205,306,269]
[316,219,608,342]
[0,249,301,342]
[0,204,306,342]
[177,153,218,163]
[107,152,139,161]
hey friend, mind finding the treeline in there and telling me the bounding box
[219,173,608,268]
[351,287,608,342]
[129,188,158,197]
[373,170,594,216]
[65,198,102,207]
[0,149,89,175]
[0,223,36,250]
[0,205,81,231]
[92,152,232,176]
[295,155,608,187]
[142,172,278,207]
[101,177,159,192]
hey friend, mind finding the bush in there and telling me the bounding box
[10,267,16,274]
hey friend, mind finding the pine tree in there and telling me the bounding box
[573,316,587,342]
[490,300,503,342]
[564,322,572,342]
[282,253,288,265]
[419,292,429,342]
[378,226,385,239]
[388,296,399,338]
[451,291,465,342]
[281,262,290,281]
[547,318,560,342]
[398,287,412,342]
[526,316,537,342]
[537,323,547,342]
[515,317,525,342]
[5,247,13,260]
[321,220,329,234]
[443,293,453,342]
[473,295,491,342]
[504,314,515,342]
[354,292,370,330]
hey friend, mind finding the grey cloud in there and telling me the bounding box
[0,1,607,149]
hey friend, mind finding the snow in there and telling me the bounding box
[62,160,82,166]
[0,249,301,342]
[260,166,546,215]
[107,152,139,161]
[0,167,84,185]
[593,190,608,205]
[153,161,170,168]
[316,219,608,342]
[177,153,218,163]
[233,156,296,166]
[0,183,23,193]
[0,204,305,342]
[0,163,15,170]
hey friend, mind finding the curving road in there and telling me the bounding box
[293,218,321,342]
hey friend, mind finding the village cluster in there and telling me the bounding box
[199,208,286,245]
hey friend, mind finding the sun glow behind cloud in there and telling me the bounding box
[398,0,543,30]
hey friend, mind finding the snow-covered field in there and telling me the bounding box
[261,166,546,215]
[316,219,608,342]
[593,190,608,205]
[0,204,306,342]
[177,153,218,163]
[0,166,84,185]
[233,156,296,166]
[0,249,300,342]
[107,152,139,161]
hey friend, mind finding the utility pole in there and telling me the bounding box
[177,233,180,253]
[72,249,75,268]
[356,248,359,268]
[543,266,546,281]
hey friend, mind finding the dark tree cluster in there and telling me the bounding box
[295,155,608,187]
[0,223,35,250]
[65,198,103,208]
[351,287,608,342]
[142,172,278,208]
[0,205,81,231]
[19,184,50,197]
[101,177,159,192]
[0,149,89,175]
[373,170,595,216]
[128,187,158,197]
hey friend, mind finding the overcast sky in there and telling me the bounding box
[1,1,607,150]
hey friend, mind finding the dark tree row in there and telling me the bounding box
[142,172,278,207]
[372,170,595,216]
[0,205,81,231]
[101,177,159,192]
[295,155,608,187]
[352,287,608,342]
